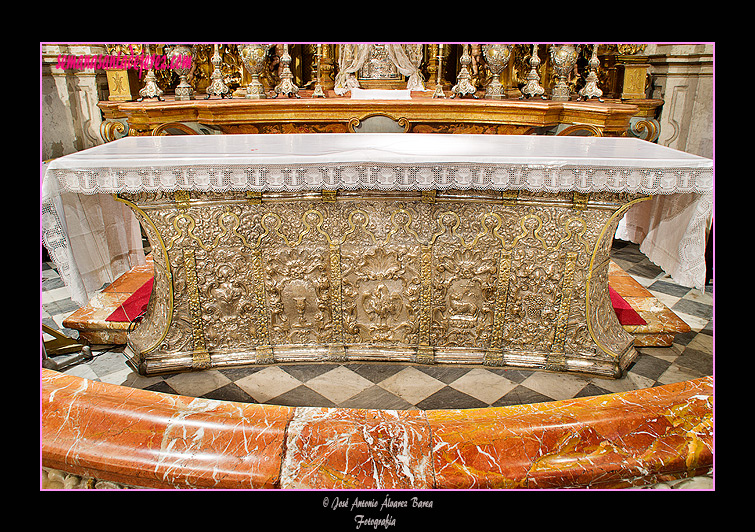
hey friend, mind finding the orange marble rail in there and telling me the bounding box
[41,369,713,489]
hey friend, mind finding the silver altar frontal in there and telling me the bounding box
[44,134,713,378]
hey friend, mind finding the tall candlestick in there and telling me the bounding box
[451,44,478,99]
[205,44,231,99]
[273,44,300,98]
[138,44,163,101]
[578,44,604,101]
[433,44,446,98]
[521,44,545,99]
[312,44,326,98]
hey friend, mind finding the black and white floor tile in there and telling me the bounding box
[42,241,714,412]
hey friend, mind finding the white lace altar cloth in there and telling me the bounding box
[42,133,713,304]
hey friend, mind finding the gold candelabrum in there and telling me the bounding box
[106,44,650,104]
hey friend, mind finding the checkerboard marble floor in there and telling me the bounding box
[42,240,714,413]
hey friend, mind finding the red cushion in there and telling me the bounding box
[609,285,646,326]
[106,278,154,323]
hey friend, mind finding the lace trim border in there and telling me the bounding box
[46,162,713,196]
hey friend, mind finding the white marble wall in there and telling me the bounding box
[645,44,714,159]
[41,44,109,161]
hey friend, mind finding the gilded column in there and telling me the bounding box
[417,244,434,364]
[183,248,211,370]
[547,251,578,371]
[251,249,274,364]
[485,250,512,366]
[329,243,347,361]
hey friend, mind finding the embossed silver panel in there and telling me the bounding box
[118,189,647,378]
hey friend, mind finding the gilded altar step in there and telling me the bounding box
[63,254,689,349]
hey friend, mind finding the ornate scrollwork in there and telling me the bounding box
[151,122,199,136]
[348,114,410,133]
[200,246,257,350]
[120,189,643,377]
[628,117,660,142]
[100,120,128,143]
[557,124,604,137]
[343,246,420,345]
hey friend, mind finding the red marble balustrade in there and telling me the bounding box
[41,368,713,489]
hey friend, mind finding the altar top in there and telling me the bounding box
[44,133,713,196]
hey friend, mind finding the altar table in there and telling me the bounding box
[43,134,713,377]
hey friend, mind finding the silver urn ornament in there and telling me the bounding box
[169,44,194,101]
[549,44,580,101]
[482,44,512,100]
[241,44,270,99]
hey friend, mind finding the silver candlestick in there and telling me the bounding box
[205,44,231,99]
[312,44,326,98]
[578,44,604,101]
[432,44,446,98]
[138,44,163,101]
[273,44,300,98]
[451,44,478,99]
[520,44,546,99]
